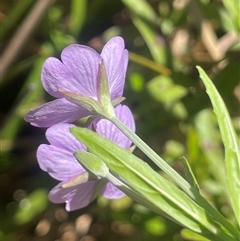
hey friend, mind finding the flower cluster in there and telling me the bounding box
[25,37,128,127]
[25,37,135,211]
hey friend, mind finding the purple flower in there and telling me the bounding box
[37,105,135,211]
[25,36,128,127]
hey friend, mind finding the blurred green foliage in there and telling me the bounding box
[1,0,239,240]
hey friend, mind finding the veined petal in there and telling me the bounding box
[41,57,71,98]
[42,45,102,100]
[61,44,102,99]
[45,123,87,153]
[37,144,83,181]
[49,180,100,211]
[115,104,135,132]
[101,182,125,199]
[25,98,91,127]
[94,105,135,149]
[101,36,128,100]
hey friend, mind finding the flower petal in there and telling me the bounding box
[101,37,128,100]
[95,105,135,149]
[37,144,84,181]
[60,44,102,99]
[41,57,71,98]
[45,123,86,153]
[42,45,102,100]
[49,180,100,211]
[25,98,91,127]
[101,182,125,199]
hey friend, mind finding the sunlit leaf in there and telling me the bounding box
[71,127,236,241]
[179,157,200,192]
[194,109,227,194]
[197,66,240,225]
[181,228,211,241]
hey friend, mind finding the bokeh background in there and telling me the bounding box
[1,0,239,240]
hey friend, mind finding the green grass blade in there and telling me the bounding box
[180,157,200,192]
[197,66,240,225]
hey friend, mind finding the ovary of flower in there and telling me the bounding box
[25,36,128,127]
[37,105,135,211]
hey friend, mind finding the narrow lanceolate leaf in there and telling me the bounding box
[197,66,240,225]
[179,157,200,192]
[71,127,237,241]
[109,115,238,237]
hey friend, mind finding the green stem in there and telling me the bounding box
[111,116,190,193]
[110,116,239,239]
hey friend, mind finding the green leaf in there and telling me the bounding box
[181,229,211,241]
[179,157,200,192]
[71,127,236,241]
[74,150,164,215]
[110,115,238,238]
[197,66,240,225]
[194,109,227,195]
